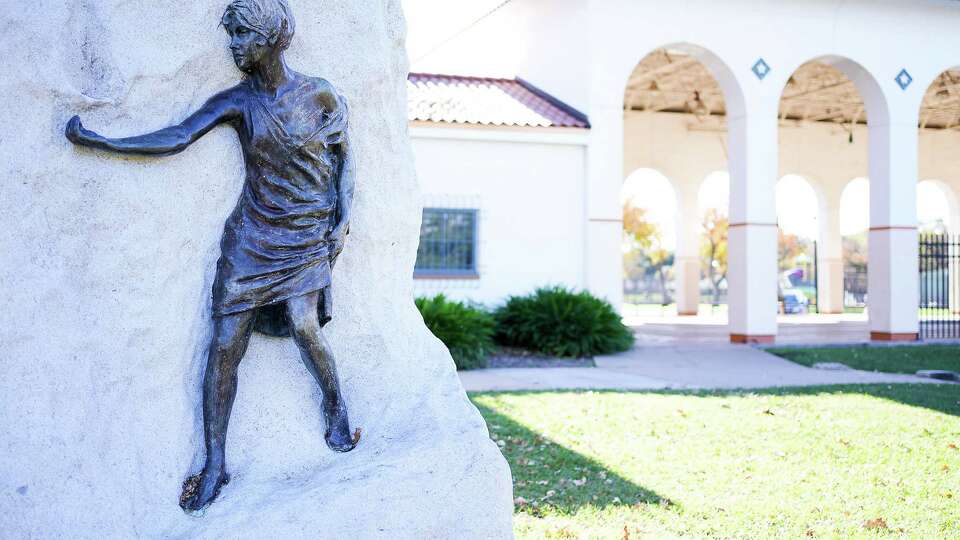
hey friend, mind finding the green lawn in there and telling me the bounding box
[472,386,960,539]
[768,345,960,375]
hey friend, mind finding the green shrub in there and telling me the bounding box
[494,286,634,358]
[415,294,496,370]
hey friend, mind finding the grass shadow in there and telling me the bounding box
[473,400,673,516]
[481,383,959,417]
[766,344,960,376]
[741,383,960,417]
[605,383,960,418]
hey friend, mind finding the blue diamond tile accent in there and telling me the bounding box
[895,69,913,90]
[752,58,771,80]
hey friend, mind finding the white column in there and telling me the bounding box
[585,105,625,309]
[674,180,701,315]
[817,187,844,314]
[868,113,919,341]
[727,104,779,343]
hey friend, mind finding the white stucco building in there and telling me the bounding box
[405,0,960,343]
[408,73,590,305]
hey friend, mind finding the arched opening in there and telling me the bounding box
[698,171,729,314]
[776,58,880,332]
[621,168,678,317]
[917,180,959,234]
[917,68,960,337]
[840,177,870,313]
[776,175,820,314]
[621,44,741,323]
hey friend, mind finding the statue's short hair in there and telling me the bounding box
[223,0,296,51]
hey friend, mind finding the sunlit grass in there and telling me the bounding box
[472,386,960,539]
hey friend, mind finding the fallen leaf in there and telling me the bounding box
[763,409,775,416]
[513,496,528,507]
[805,529,815,537]
[352,428,362,445]
[864,518,888,530]
[573,477,587,487]
[949,443,958,451]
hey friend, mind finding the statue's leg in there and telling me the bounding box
[182,310,256,512]
[286,291,356,452]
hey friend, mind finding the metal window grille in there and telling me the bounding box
[919,233,960,339]
[414,208,478,276]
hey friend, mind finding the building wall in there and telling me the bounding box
[623,111,960,211]
[410,0,960,338]
[410,125,589,306]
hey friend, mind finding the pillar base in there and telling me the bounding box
[730,334,775,344]
[870,332,918,342]
[678,311,698,316]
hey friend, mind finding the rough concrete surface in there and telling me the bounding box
[0,1,512,538]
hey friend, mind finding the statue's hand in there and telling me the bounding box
[327,223,349,258]
[65,115,100,146]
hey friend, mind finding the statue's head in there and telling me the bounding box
[222,0,296,73]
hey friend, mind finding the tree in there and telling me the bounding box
[842,232,867,272]
[778,230,807,272]
[622,202,658,250]
[700,208,728,304]
[623,202,674,304]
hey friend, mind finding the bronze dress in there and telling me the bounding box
[212,77,347,334]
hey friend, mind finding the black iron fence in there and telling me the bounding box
[919,233,960,339]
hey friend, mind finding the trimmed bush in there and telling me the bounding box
[494,286,634,358]
[415,294,496,370]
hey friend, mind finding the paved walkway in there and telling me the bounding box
[459,341,940,392]
[625,313,872,346]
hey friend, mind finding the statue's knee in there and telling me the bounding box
[288,314,320,341]
[211,323,247,355]
[212,333,240,356]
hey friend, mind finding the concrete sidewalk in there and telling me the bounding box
[459,343,941,392]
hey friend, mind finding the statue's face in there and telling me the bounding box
[223,13,272,73]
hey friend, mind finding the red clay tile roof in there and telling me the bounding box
[407,73,590,129]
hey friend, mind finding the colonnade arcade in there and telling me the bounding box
[593,43,960,343]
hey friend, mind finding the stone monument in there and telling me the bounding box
[0,0,513,537]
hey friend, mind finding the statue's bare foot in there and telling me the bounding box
[179,467,230,514]
[324,406,358,452]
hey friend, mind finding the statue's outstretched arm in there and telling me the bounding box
[65,88,241,156]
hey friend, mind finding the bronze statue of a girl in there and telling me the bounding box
[66,0,358,513]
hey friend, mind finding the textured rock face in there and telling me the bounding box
[0,1,512,538]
